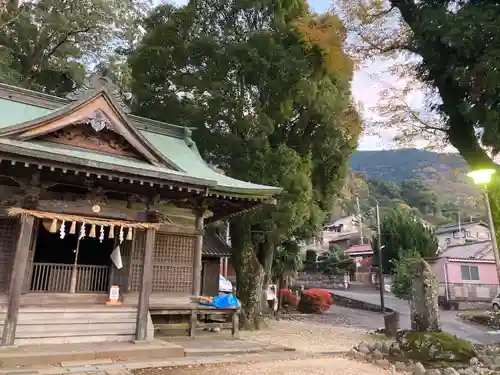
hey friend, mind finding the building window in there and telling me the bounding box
[460,265,480,281]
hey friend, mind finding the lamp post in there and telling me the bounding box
[376,202,385,314]
[467,169,500,283]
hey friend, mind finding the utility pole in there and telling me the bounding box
[357,196,363,244]
[457,211,463,245]
[376,202,385,314]
[483,187,500,283]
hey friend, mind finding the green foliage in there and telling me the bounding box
[130,0,361,327]
[372,208,438,273]
[272,239,303,283]
[303,249,318,269]
[399,331,476,363]
[317,246,355,275]
[0,0,149,94]
[391,249,421,301]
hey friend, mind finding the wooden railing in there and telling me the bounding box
[30,263,109,293]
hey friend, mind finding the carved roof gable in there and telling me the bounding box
[0,87,183,171]
[66,75,131,114]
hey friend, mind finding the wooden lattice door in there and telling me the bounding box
[128,230,145,292]
[127,231,195,293]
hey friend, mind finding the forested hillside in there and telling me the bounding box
[337,149,485,226]
[350,149,468,181]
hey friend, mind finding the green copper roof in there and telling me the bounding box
[0,98,52,127]
[0,138,216,186]
[0,83,281,197]
[141,131,281,195]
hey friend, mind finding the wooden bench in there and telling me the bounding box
[150,306,240,337]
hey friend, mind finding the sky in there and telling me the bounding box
[162,0,399,150]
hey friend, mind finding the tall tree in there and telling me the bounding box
[372,208,438,273]
[0,0,149,94]
[337,0,500,253]
[130,1,361,328]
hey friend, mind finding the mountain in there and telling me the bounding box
[343,148,484,225]
[350,149,468,181]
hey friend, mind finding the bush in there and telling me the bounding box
[398,331,476,362]
[280,289,299,309]
[298,288,333,314]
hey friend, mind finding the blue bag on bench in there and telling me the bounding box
[212,294,240,308]
[199,294,240,308]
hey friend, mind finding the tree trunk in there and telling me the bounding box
[230,218,265,330]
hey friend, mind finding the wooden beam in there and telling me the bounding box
[192,209,204,296]
[135,228,156,341]
[36,200,155,222]
[1,215,35,346]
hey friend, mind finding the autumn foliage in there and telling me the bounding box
[298,289,333,314]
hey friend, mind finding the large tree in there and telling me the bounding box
[372,208,438,273]
[337,0,500,252]
[0,0,149,94]
[130,1,361,328]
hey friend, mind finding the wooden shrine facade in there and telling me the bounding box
[0,75,280,346]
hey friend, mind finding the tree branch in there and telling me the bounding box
[357,32,412,54]
[366,5,395,21]
[44,27,94,60]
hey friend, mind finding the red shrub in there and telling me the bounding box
[298,288,334,314]
[280,289,299,309]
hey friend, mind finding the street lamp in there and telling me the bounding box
[467,169,500,282]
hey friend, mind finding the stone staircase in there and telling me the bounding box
[0,305,153,345]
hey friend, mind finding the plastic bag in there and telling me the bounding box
[213,294,240,308]
[200,294,240,308]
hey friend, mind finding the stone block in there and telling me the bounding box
[412,362,426,375]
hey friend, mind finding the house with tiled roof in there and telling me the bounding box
[429,240,500,309]
[435,221,490,251]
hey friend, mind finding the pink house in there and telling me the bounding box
[430,240,500,308]
[431,240,499,285]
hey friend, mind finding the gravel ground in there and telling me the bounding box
[133,314,384,375]
[133,356,392,375]
[239,318,377,352]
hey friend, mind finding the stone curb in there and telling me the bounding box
[0,350,311,375]
[329,292,397,314]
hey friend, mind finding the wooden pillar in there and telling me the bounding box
[2,215,35,346]
[192,210,204,296]
[135,228,156,341]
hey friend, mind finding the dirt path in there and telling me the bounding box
[134,356,391,375]
[239,318,377,352]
